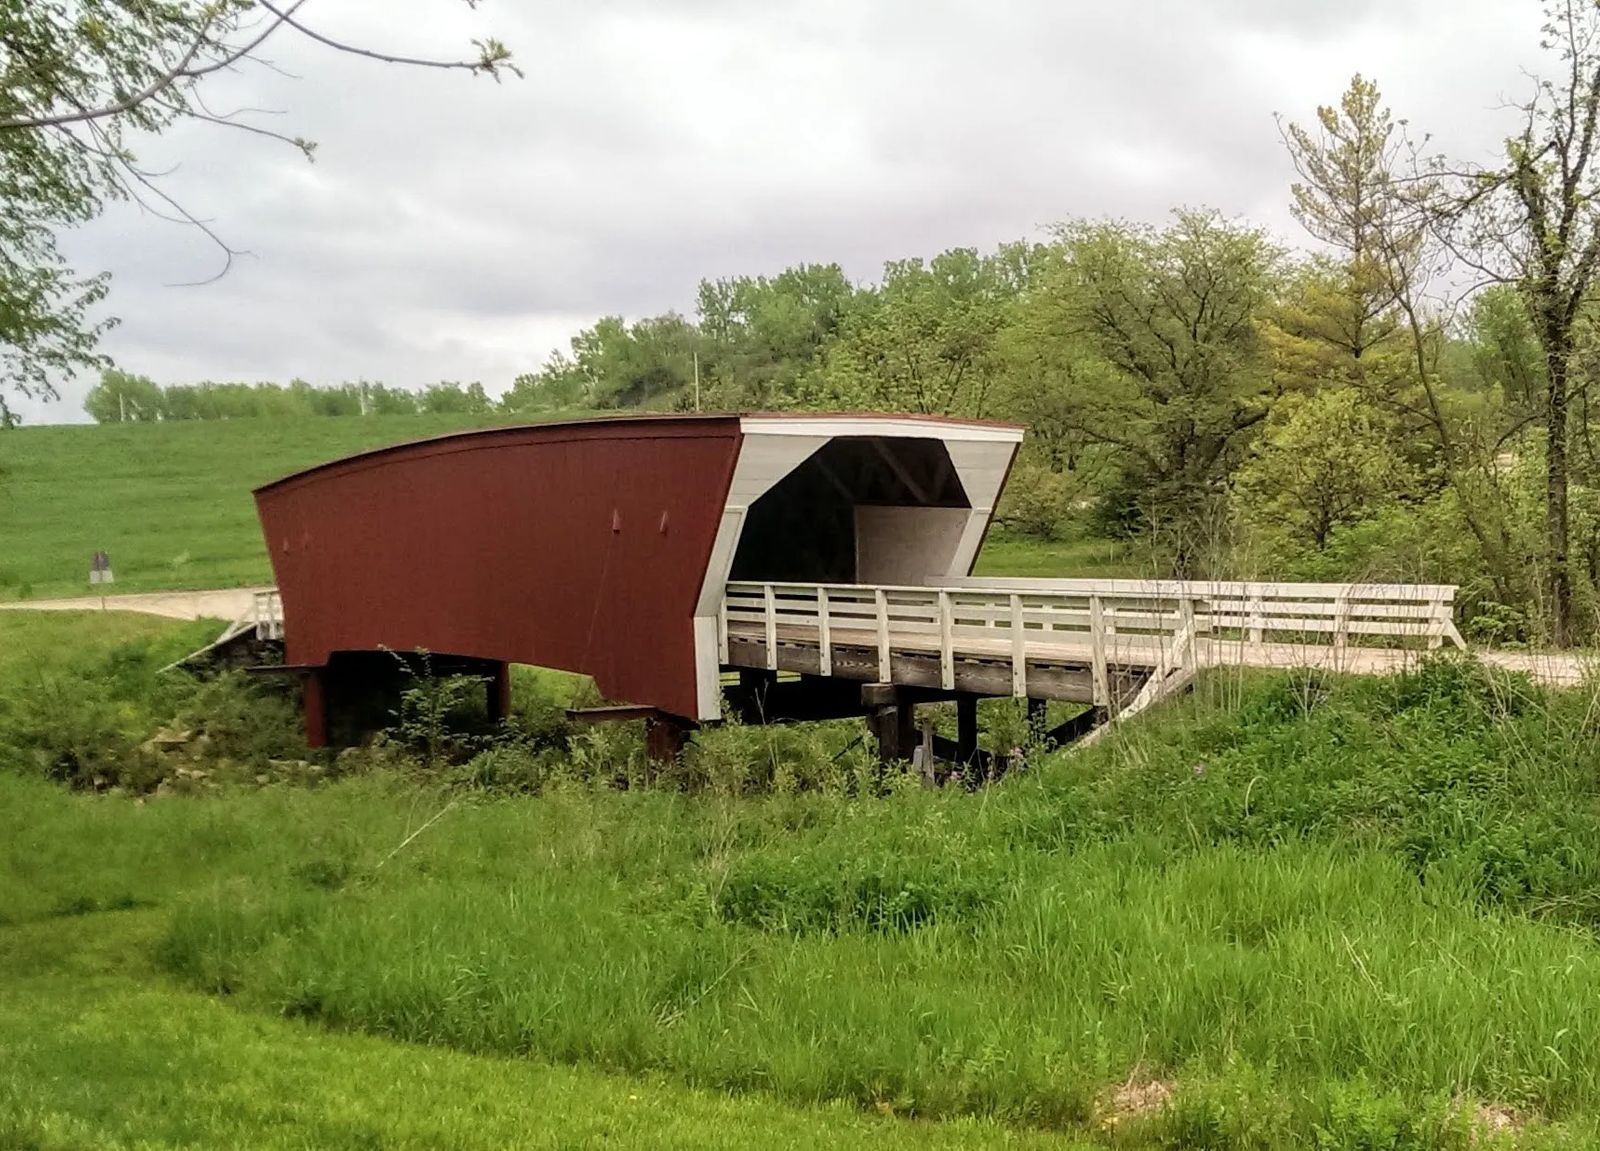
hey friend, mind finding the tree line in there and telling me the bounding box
[84,375,496,421]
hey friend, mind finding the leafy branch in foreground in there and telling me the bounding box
[0,0,517,405]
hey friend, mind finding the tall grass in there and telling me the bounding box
[14,647,1600,1144]
[117,660,1600,1144]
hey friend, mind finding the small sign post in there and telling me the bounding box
[89,550,113,609]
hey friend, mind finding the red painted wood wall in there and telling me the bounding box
[254,417,743,720]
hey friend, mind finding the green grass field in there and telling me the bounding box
[8,611,1600,1146]
[0,416,505,599]
[3,912,1076,1150]
[0,416,1141,600]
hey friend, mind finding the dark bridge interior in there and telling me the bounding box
[730,436,970,585]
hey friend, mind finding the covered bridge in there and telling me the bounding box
[256,412,1464,765]
[255,413,1023,751]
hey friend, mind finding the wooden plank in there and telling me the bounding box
[941,576,1458,601]
[718,593,730,663]
[876,588,891,680]
[1090,594,1111,710]
[938,590,955,691]
[764,584,778,672]
[726,636,1101,704]
[1009,593,1026,697]
[817,586,832,675]
[567,705,659,723]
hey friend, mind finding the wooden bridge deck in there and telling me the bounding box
[719,577,1483,720]
[228,581,1592,717]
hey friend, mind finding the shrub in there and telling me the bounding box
[994,461,1077,539]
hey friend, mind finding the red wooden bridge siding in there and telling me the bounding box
[254,418,742,723]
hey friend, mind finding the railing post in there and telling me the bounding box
[1428,592,1446,650]
[817,586,832,675]
[1089,593,1110,709]
[763,584,778,671]
[718,592,730,663]
[938,590,955,691]
[1248,584,1265,646]
[875,588,891,681]
[1333,591,1350,652]
[1009,593,1026,697]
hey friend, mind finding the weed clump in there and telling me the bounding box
[716,844,1004,934]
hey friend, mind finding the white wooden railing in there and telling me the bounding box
[253,589,284,641]
[721,578,1465,700]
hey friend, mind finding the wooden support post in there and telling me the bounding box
[645,715,693,763]
[956,695,979,765]
[938,591,955,691]
[817,586,831,675]
[1177,595,1196,672]
[763,584,778,671]
[1333,592,1350,652]
[875,588,891,680]
[302,667,328,749]
[1009,593,1026,697]
[486,662,512,725]
[1089,594,1110,710]
[867,697,918,766]
[1248,584,1265,646]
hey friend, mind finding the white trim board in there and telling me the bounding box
[739,416,1024,445]
[690,422,1022,720]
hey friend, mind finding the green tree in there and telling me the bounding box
[501,360,586,414]
[420,381,491,415]
[1235,388,1409,553]
[82,369,164,423]
[1432,0,1600,644]
[695,263,857,408]
[361,382,418,415]
[0,2,512,409]
[1041,211,1280,573]
[814,247,1023,417]
[1285,75,1529,614]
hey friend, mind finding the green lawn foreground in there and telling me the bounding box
[0,611,1070,1150]
[0,913,1073,1150]
[15,612,1600,1147]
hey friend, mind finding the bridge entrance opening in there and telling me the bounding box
[729,436,971,586]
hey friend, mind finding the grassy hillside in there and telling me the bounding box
[8,611,1600,1147]
[0,417,1138,600]
[0,416,507,599]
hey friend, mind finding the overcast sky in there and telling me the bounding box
[22,0,1545,424]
